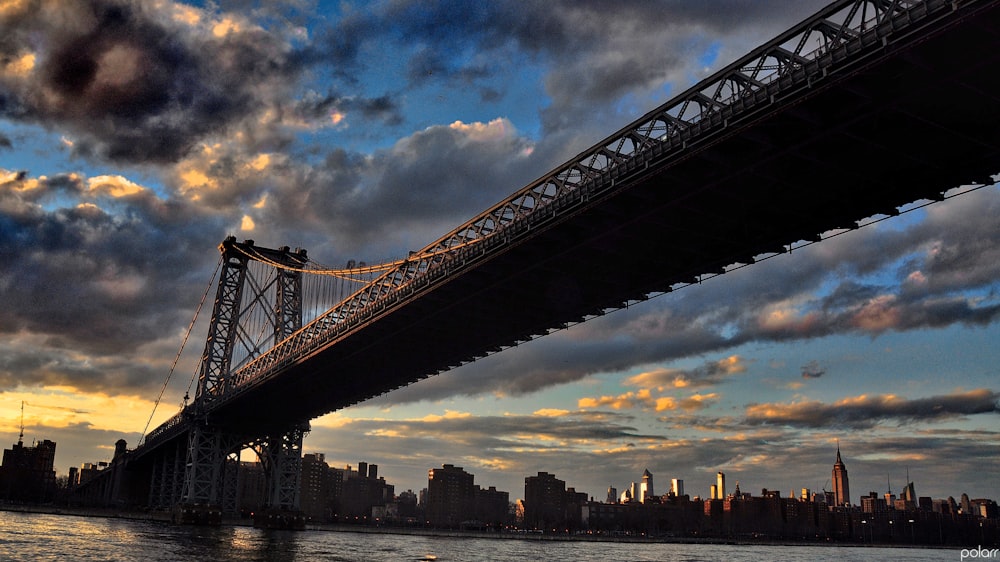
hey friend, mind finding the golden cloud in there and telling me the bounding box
[2,52,35,77]
[88,175,146,198]
[625,355,747,390]
[532,408,570,417]
[212,16,242,38]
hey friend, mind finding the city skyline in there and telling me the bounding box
[1,0,998,507]
[47,436,992,510]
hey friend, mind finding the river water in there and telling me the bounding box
[0,510,967,561]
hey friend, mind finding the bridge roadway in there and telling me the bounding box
[137,0,1000,451]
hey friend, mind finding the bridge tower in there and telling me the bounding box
[171,236,310,526]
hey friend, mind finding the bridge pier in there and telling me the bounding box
[148,439,185,509]
[171,424,241,524]
[250,423,308,530]
[143,421,308,528]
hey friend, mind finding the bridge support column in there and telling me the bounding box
[174,423,243,524]
[252,422,308,529]
[149,439,186,509]
[221,451,242,517]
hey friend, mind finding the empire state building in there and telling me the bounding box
[832,443,851,507]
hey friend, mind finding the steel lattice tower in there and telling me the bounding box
[175,237,311,523]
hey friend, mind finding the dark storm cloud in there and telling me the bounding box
[0,133,11,150]
[389,411,665,444]
[744,389,1000,429]
[0,171,225,392]
[0,342,169,395]
[293,91,403,128]
[0,0,399,165]
[255,117,539,257]
[1,0,282,163]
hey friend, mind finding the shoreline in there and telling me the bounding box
[0,504,952,550]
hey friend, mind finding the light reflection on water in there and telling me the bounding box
[0,510,960,562]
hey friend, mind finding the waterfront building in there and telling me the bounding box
[396,489,420,521]
[831,444,851,507]
[0,438,57,503]
[341,461,393,520]
[426,464,475,527]
[717,472,726,500]
[524,471,566,530]
[474,485,511,528]
[300,453,332,519]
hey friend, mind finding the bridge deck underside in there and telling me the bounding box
[210,7,1000,432]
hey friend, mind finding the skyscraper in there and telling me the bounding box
[639,469,654,503]
[716,471,726,500]
[671,478,684,498]
[832,443,851,507]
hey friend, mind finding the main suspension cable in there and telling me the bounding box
[138,256,223,444]
[231,234,487,279]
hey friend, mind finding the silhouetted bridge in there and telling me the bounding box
[76,0,1000,526]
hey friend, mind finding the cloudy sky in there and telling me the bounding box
[1,0,997,505]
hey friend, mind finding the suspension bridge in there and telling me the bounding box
[73,0,1000,526]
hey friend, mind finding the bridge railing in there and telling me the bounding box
[211,0,965,407]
